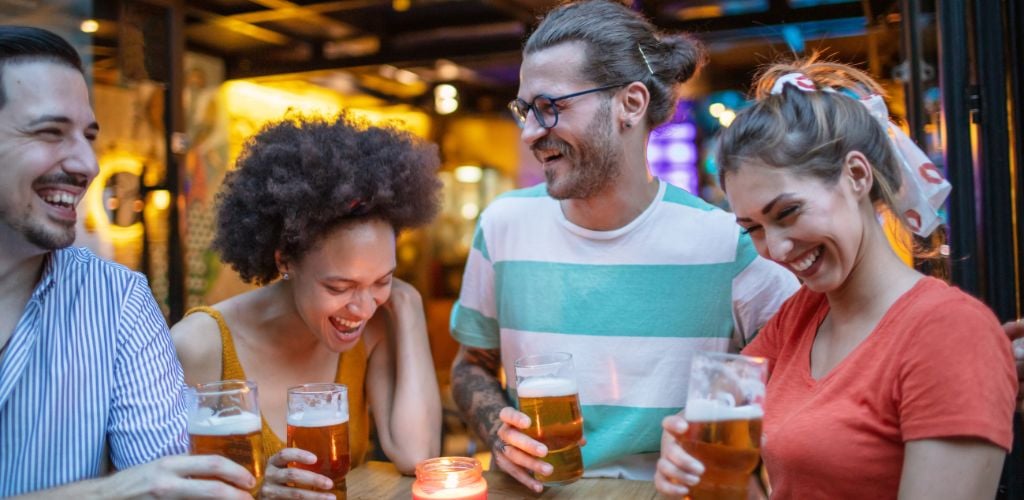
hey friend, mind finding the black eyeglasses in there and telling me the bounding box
[508,82,628,129]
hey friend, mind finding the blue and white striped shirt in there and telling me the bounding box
[0,247,189,496]
[451,181,798,479]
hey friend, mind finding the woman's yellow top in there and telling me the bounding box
[185,306,370,465]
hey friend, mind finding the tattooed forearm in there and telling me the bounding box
[451,345,509,449]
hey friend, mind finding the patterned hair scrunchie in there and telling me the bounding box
[771,73,951,237]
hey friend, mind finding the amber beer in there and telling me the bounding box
[287,383,350,499]
[188,411,265,496]
[287,412,350,499]
[680,400,763,500]
[517,376,584,485]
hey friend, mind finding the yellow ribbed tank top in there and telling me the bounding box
[185,306,369,466]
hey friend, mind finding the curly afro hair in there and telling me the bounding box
[213,113,442,285]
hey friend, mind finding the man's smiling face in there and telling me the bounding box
[0,60,98,251]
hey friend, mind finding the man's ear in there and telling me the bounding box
[619,81,650,130]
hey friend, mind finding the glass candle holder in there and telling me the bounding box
[412,457,488,500]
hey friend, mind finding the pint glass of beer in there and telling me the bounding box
[187,379,265,496]
[514,352,584,486]
[287,383,349,499]
[681,352,767,500]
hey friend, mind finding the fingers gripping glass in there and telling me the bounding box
[514,352,584,486]
[508,83,628,129]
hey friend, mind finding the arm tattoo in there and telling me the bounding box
[451,346,509,449]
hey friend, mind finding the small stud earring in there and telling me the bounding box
[625,121,632,128]
[282,272,290,280]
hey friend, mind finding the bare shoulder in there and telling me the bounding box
[170,309,224,385]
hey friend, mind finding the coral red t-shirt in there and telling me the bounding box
[742,277,1016,499]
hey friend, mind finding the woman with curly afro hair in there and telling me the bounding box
[171,113,443,498]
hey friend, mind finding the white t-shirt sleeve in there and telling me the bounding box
[731,256,799,347]
[450,219,500,349]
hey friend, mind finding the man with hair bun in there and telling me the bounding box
[448,0,797,490]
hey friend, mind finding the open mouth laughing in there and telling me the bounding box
[536,149,564,165]
[788,245,823,275]
[532,137,571,167]
[329,315,364,342]
[36,187,83,222]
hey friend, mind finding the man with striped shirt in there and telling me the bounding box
[448,1,799,492]
[0,26,253,498]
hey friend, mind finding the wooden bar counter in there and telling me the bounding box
[347,461,660,499]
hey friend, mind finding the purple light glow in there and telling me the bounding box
[648,101,699,193]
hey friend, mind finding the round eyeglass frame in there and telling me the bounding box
[508,82,629,129]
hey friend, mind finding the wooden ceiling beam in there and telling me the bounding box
[186,5,294,45]
[206,0,385,24]
[226,36,522,79]
[242,0,362,36]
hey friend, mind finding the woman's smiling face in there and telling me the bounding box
[284,218,396,352]
[725,161,867,293]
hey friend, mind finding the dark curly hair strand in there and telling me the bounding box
[213,113,442,285]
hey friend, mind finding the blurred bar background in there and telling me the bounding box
[3,0,1022,496]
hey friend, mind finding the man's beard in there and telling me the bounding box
[1,172,84,251]
[540,101,622,200]
[25,220,76,249]
[0,210,77,250]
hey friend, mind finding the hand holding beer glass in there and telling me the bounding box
[511,352,585,487]
[656,352,766,500]
[280,383,350,500]
[187,379,265,497]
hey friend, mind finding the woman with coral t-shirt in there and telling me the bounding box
[655,59,1016,499]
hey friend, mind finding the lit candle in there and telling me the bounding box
[411,457,488,500]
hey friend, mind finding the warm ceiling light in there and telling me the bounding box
[460,202,480,220]
[719,110,737,127]
[435,84,457,99]
[436,60,459,81]
[80,19,99,33]
[395,69,419,85]
[150,190,171,211]
[454,165,483,183]
[393,0,411,11]
[435,84,459,114]
[708,102,725,118]
[436,99,458,115]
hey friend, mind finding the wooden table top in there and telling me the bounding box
[347,461,660,499]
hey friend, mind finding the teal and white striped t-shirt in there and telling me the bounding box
[451,181,798,479]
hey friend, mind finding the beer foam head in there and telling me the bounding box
[188,410,262,435]
[287,408,348,427]
[684,398,763,422]
[517,376,578,398]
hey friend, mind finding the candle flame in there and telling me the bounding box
[444,472,459,489]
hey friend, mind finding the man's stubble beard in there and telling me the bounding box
[0,203,77,251]
[545,100,623,201]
